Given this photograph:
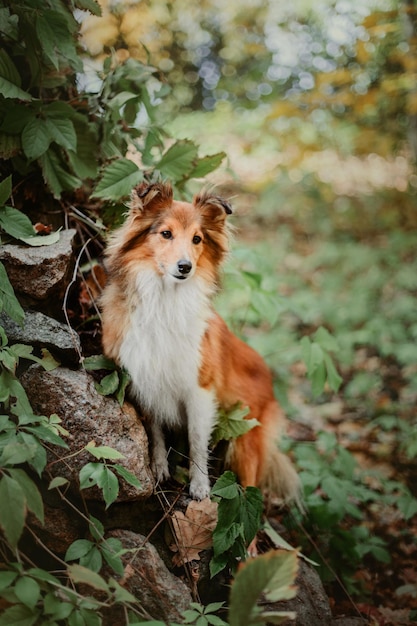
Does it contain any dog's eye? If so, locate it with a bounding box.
[161,230,172,240]
[192,235,202,245]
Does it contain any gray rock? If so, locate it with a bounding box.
[0,309,81,365]
[0,229,76,311]
[267,559,333,626]
[28,500,83,556]
[20,365,154,501]
[104,529,192,623]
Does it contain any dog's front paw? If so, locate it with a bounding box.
[151,457,170,485]
[189,474,211,500]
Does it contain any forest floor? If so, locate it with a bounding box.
[77,108,417,624]
[173,107,417,623]
[229,209,417,626]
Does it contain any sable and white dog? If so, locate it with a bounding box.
[101,181,299,502]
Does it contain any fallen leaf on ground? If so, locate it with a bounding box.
[170,497,218,567]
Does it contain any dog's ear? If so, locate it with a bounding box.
[130,181,173,213]
[194,191,232,221]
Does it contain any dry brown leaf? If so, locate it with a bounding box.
[170,497,218,567]
[377,607,413,625]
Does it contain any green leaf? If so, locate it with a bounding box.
[83,355,117,371]
[27,568,60,586]
[39,149,82,198]
[0,174,11,205]
[310,360,327,397]
[100,466,119,508]
[45,117,77,152]
[313,327,340,352]
[8,468,44,524]
[323,353,343,392]
[0,205,34,240]
[85,443,124,460]
[215,492,241,530]
[0,474,26,548]
[20,230,61,247]
[212,522,243,556]
[0,604,40,626]
[21,117,52,160]
[65,539,95,562]
[212,405,257,445]
[115,368,131,406]
[113,464,142,489]
[92,159,143,201]
[0,8,18,40]
[79,462,105,490]
[241,487,263,545]
[397,493,417,520]
[67,564,109,592]
[43,592,73,619]
[66,115,98,179]
[251,291,280,327]
[0,262,25,324]
[94,370,119,396]
[101,544,124,575]
[48,476,70,490]
[211,471,240,499]
[209,552,229,579]
[39,348,60,371]
[0,50,32,101]
[0,440,38,466]
[88,515,104,541]
[228,550,298,626]
[80,546,102,573]
[155,140,198,181]
[19,432,47,476]
[307,342,324,377]
[0,345,16,371]
[14,576,41,609]
[24,424,68,448]
[0,570,18,591]
[206,616,228,626]
[187,152,226,179]
[36,14,60,70]
[183,608,200,622]
[74,0,102,16]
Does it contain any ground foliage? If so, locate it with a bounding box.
[0,0,417,624]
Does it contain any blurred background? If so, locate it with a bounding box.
[77,0,417,608]
[1,0,417,616]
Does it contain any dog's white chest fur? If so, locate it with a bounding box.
[119,270,211,425]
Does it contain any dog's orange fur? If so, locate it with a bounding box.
[101,181,299,504]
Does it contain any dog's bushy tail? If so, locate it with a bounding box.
[225,400,303,510]
[259,442,303,511]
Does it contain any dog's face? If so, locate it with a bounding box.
[145,202,205,282]
[109,182,232,285]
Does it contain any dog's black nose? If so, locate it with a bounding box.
[177,260,192,275]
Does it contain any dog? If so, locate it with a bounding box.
[100,181,300,503]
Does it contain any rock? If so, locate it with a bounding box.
[0,229,76,315]
[332,617,369,626]
[28,500,82,557]
[103,529,193,624]
[268,559,333,626]
[20,365,154,501]
[0,309,81,366]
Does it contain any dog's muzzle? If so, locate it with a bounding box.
[175,260,192,279]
